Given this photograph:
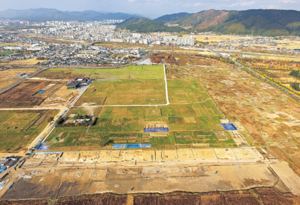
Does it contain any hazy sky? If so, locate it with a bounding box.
[1,0,300,18]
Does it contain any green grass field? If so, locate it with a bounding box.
[46,78,235,150]
[76,79,166,106]
[36,65,164,80]
[0,51,14,56]
[0,110,58,152]
[90,65,164,79]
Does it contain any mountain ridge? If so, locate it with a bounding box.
[170,9,300,36]
[154,12,193,22]
[117,17,185,33]
[0,8,143,22]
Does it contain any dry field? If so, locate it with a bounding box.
[256,55,300,62]
[183,34,252,44]
[3,150,299,200]
[0,68,41,90]
[243,58,300,70]
[175,54,231,67]
[1,58,46,66]
[0,110,58,152]
[0,80,63,108]
[40,85,80,108]
[170,61,300,175]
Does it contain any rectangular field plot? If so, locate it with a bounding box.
[168,79,213,103]
[46,127,144,150]
[0,110,58,152]
[36,68,94,79]
[0,68,41,90]
[37,65,164,80]
[45,77,233,150]
[90,65,164,80]
[76,79,166,106]
[0,80,63,108]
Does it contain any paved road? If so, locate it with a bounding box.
[26,109,67,149]
[30,78,69,82]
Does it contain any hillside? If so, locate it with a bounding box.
[173,10,229,29]
[0,8,142,22]
[172,9,300,36]
[117,18,185,33]
[154,12,192,22]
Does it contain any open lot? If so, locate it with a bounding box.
[0,80,64,108]
[0,51,14,56]
[0,110,58,152]
[0,68,41,90]
[35,68,94,79]
[45,77,232,151]
[40,85,81,108]
[1,58,47,65]
[76,79,166,106]
[90,65,164,79]
[36,65,165,80]
[2,153,293,200]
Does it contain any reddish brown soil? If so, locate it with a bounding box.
[253,188,296,205]
[2,188,300,205]
[0,80,54,108]
[56,194,127,205]
[1,201,48,205]
[133,190,300,205]
[150,53,177,64]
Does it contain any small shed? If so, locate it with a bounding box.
[17,73,26,77]
[67,81,80,89]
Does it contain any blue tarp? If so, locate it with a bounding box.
[38,90,45,94]
[0,167,7,173]
[113,144,151,149]
[144,127,169,132]
[221,123,237,131]
[36,142,50,151]
[35,151,62,154]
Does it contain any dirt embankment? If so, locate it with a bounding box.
[2,188,300,205]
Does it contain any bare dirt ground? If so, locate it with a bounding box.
[0,68,41,90]
[0,80,62,108]
[170,64,300,169]
[2,188,300,205]
[1,148,297,201]
[1,58,46,66]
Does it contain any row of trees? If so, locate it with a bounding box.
[290,70,300,78]
[291,83,300,91]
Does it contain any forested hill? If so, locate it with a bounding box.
[117,18,185,33]
[154,12,193,22]
[119,9,300,36]
[171,9,300,36]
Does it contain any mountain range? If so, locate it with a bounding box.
[154,12,192,22]
[119,9,300,36]
[118,18,185,33]
[0,8,142,22]
[1,8,300,36]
